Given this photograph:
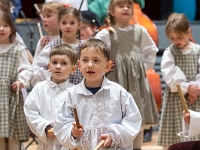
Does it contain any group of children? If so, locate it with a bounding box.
[0,0,200,150]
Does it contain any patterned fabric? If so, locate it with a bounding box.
[50,39,84,85]
[158,43,200,146]
[107,25,159,124]
[40,35,50,49]
[0,46,29,141]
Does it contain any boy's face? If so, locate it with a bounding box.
[42,11,59,35]
[78,48,112,87]
[48,55,76,84]
[80,22,97,40]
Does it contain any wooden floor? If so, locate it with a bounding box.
[23,128,162,150]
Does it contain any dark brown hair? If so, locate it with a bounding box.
[50,44,78,65]
[0,11,16,43]
[80,38,110,61]
[58,7,82,38]
[0,0,11,14]
[166,13,190,38]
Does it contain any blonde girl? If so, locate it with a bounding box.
[32,6,83,86]
[158,13,200,150]
[33,2,64,59]
[96,0,159,149]
[0,11,33,150]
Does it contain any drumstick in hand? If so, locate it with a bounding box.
[176,83,189,113]
[73,107,81,128]
[94,140,105,150]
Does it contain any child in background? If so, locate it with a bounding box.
[32,6,84,87]
[80,10,100,40]
[33,2,64,59]
[157,13,200,150]
[54,38,142,150]
[95,0,159,149]
[24,44,77,150]
[0,11,33,150]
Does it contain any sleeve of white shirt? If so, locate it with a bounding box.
[95,28,111,49]
[17,50,33,88]
[161,48,190,94]
[33,39,42,60]
[140,27,158,70]
[24,86,52,144]
[15,32,27,50]
[31,43,51,87]
[54,95,81,149]
[106,91,142,148]
[182,110,200,137]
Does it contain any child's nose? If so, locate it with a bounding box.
[87,61,93,68]
[56,64,61,68]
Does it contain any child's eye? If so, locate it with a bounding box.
[61,62,66,65]
[52,61,57,64]
[70,22,75,25]
[94,59,99,62]
[62,21,66,25]
[82,59,87,62]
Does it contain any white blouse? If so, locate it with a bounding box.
[95,25,158,70]
[0,44,33,88]
[161,43,200,94]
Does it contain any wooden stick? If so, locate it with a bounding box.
[34,3,43,20]
[73,107,81,128]
[94,140,105,150]
[37,22,43,38]
[176,83,189,113]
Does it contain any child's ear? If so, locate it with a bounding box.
[187,28,192,35]
[47,62,50,71]
[77,60,81,69]
[70,65,77,74]
[105,61,112,73]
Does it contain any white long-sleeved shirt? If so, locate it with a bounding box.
[24,78,73,150]
[54,77,142,150]
[95,25,158,70]
[161,42,200,94]
[0,44,33,87]
[33,35,60,60]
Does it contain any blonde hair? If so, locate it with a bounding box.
[41,2,64,14]
[108,0,133,25]
[0,11,16,43]
[50,44,78,65]
[166,13,190,38]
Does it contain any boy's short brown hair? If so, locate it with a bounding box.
[80,38,110,61]
[50,44,78,65]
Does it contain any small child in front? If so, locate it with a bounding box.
[24,44,78,150]
[54,38,142,150]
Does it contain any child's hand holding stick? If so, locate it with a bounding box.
[176,83,189,113]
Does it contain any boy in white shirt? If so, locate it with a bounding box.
[54,38,142,150]
[24,44,77,150]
